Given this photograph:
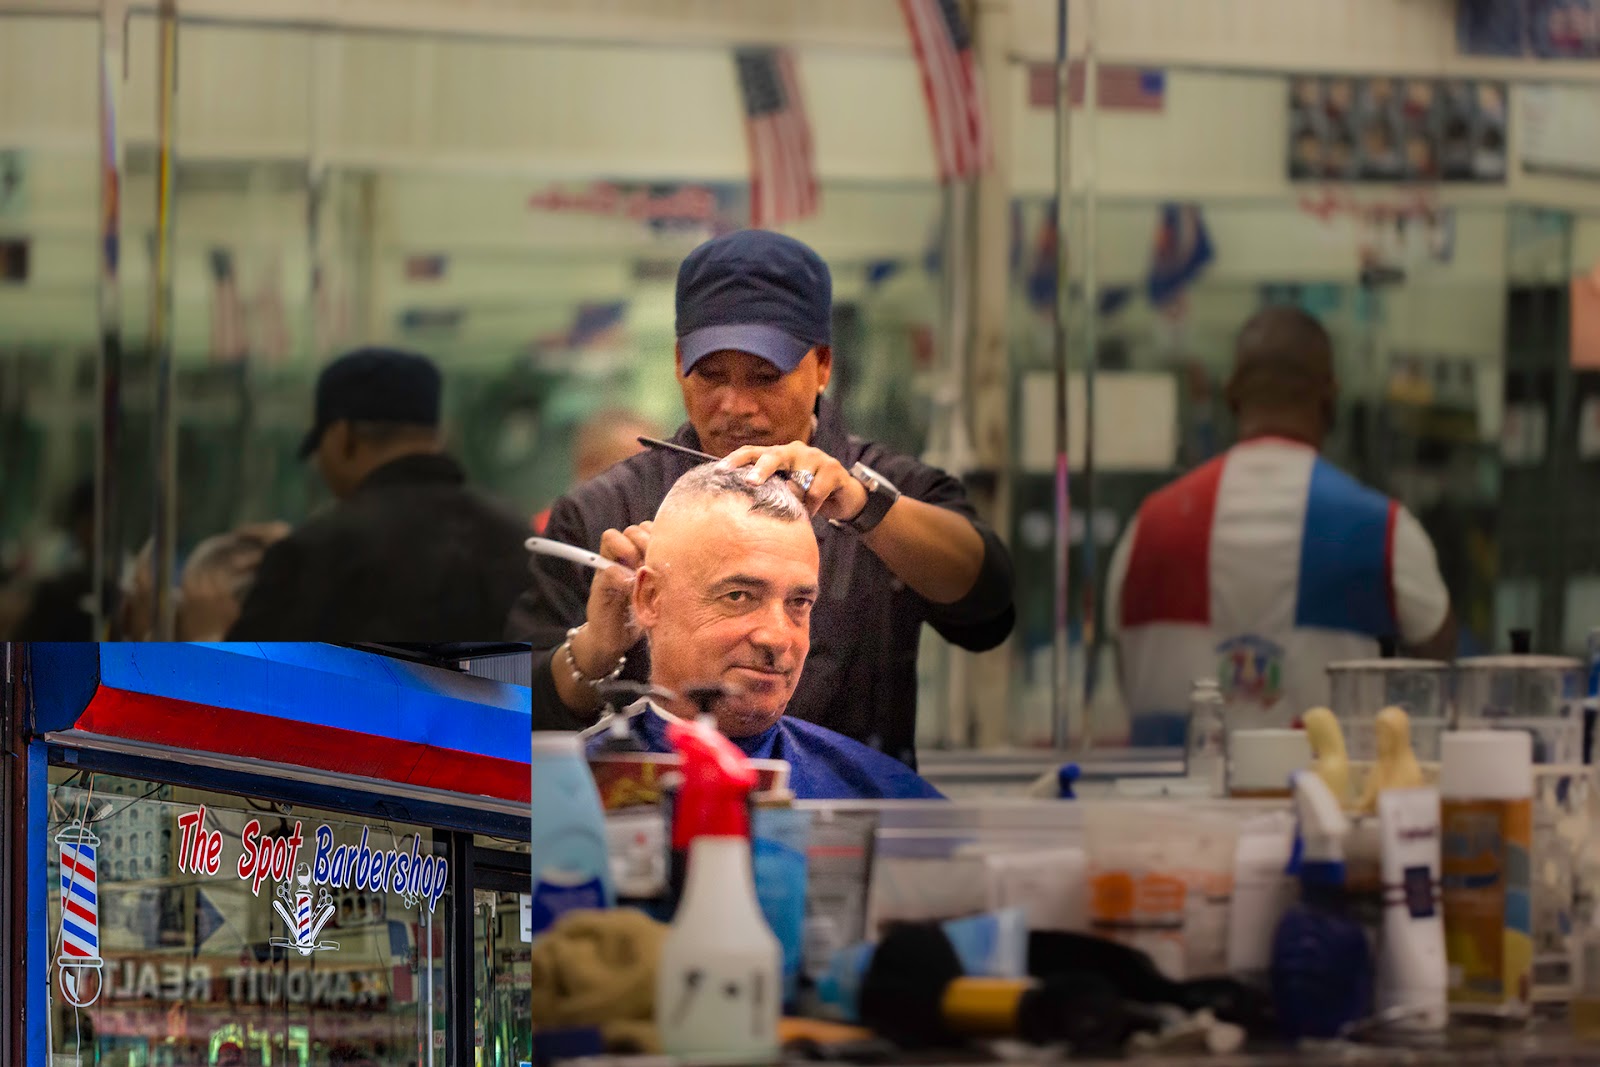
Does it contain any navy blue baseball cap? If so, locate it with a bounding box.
[675,229,832,375]
[299,347,442,457]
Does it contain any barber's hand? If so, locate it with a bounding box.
[720,443,868,523]
[575,522,652,674]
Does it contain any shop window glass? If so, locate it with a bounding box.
[47,769,454,1067]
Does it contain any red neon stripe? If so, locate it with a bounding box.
[77,687,532,803]
[62,941,90,957]
[60,854,93,882]
[65,898,95,925]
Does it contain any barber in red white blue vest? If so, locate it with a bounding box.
[1106,307,1456,742]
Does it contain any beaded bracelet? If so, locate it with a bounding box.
[561,624,626,691]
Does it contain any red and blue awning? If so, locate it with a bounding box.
[28,643,531,804]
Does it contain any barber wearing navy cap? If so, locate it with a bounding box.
[510,230,1015,768]
[228,347,531,641]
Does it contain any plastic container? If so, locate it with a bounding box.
[1440,731,1534,1018]
[1326,658,1449,761]
[1186,678,1227,797]
[1454,655,1583,765]
[1228,729,1311,799]
[1572,910,1600,1039]
[1085,803,1239,980]
[528,733,614,938]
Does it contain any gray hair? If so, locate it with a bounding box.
[656,463,807,524]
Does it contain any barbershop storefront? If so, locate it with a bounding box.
[6,643,537,1067]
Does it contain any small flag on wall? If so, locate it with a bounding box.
[208,248,248,363]
[537,301,627,352]
[898,0,992,182]
[313,265,353,355]
[734,48,819,229]
[253,255,292,364]
[405,254,448,281]
[1027,63,1166,112]
[1146,204,1215,309]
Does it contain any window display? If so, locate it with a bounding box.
[47,771,453,1067]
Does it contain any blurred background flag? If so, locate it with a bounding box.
[734,48,819,229]
[208,247,249,364]
[898,0,992,181]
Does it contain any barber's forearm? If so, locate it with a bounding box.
[549,625,621,718]
[860,497,986,604]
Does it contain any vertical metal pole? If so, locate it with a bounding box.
[448,833,475,1067]
[1050,0,1072,748]
[148,0,179,640]
[942,180,974,746]
[1078,0,1103,738]
[968,0,1015,748]
[307,34,333,365]
[1,642,21,1066]
[422,904,436,1067]
[94,0,128,638]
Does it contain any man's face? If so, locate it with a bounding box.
[635,499,819,737]
[676,347,832,457]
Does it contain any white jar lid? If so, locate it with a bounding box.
[1441,730,1533,798]
[1326,658,1449,672]
[530,732,583,755]
[1229,729,1311,793]
[1456,655,1582,671]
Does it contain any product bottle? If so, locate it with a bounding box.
[1302,707,1351,808]
[1571,910,1600,1040]
[1357,707,1425,815]
[528,733,615,938]
[655,718,780,1060]
[1440,730,1534,1019]
[1270,771,1374,1041]
[1185,678,1226,797]
[1375,787,1447,1031]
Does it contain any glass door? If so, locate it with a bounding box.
[472,856,531,1067]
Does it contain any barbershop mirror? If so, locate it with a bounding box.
[1007,65,1524,753]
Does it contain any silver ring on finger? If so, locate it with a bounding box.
[791,469,815,494]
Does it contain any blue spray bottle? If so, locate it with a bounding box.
[1270,770,1374,1041]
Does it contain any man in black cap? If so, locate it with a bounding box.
[228,347,531,641]
[510,230,1014,767]
[12,477,98,640]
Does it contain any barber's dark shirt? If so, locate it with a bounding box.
[508,399,1015,767]
[228,453,530,642]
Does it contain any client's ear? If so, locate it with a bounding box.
[632,566,663,631]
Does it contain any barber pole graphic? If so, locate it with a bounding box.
[56,822,103,1007]
[271,863,339,956]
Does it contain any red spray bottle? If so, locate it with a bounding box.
[655,717,780,1059]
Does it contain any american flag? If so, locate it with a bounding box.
[1028,62,1167,112]
[569,301,626,347]
[734,48,819,229]
[312,265,352,356]
[529,301,627,357]
[1146,203,1215,308]
[405,254,447,281]
[898,0,992,182]
[208,247,248,363]
[253,257,292,364]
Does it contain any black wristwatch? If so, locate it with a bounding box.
[833,461,901,535]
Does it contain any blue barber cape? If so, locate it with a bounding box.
[597,704,944,802]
